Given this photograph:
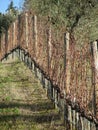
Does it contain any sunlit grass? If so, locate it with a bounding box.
[0,58,65,130]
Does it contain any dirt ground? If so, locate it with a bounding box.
[0,58,66,130]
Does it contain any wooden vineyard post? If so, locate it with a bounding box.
[3,34,5,57]
[64,32,70,94]
[48,25,52,62]
[92,41,98,117]
[63,32,70,126]
[68,106,73,130]
[73,109,76,130]
[25,12,29,48]
[12,22,16,59]
[13,22,16,48]
[34,15,38,58]
[5,30,8,55]
[47,24,52,75]
[18,15,21,47]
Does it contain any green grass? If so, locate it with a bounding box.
[0,107,19,115]
[0,58,66,130]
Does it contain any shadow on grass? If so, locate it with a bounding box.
[0,101,55,111]
[0,100,59,124]
[0,112,60,123]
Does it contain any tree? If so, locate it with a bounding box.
[0,13,12,36]
[0,1,19,36]
[6,0,19,18]
[23,0,98,31]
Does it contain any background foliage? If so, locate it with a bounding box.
[0,1,19,36]
[23,0,98,32]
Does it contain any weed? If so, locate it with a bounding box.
[5,96,11,102]
[12,107,19,115]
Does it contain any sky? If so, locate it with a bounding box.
[0,0,23,13]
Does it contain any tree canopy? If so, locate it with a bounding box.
[23,0,98,31]
[6,1,18,17]
[0,1,19,36]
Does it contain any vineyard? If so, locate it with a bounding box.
[0,11,98,129]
